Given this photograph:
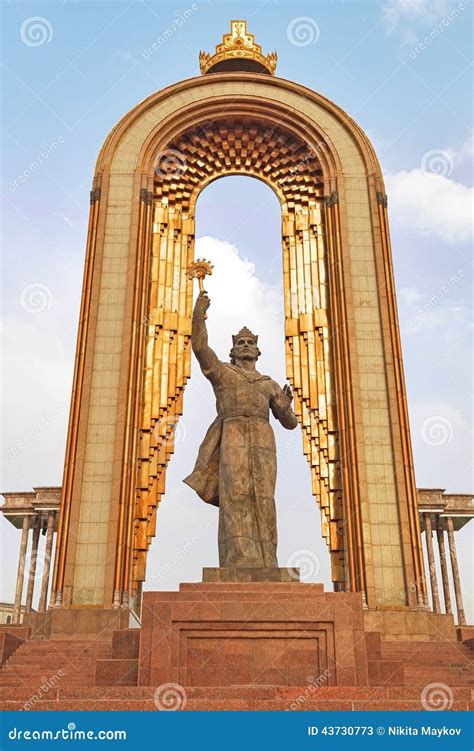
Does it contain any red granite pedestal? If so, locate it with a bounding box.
[138,582,369,688]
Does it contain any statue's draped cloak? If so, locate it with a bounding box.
[184,362,279,567]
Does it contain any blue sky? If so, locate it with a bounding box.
[1,1,473,618]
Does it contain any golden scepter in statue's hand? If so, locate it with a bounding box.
[186,258,214,318]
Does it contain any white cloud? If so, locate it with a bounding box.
[385,169,473,243]
[383,0,449,33]
[404,305,470,339]
[447,130,474,167]
[193,236,284,377]
[410,402,471,490]
[398,285,424,306]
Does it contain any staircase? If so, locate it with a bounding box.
[0,626,472,711]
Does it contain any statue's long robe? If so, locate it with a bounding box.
[184,361,287,567]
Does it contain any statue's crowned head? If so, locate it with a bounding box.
[230,326,261,364]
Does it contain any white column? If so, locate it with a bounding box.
[436,522,452,615]
[447,516,466,625]
[25,522,40,612]
[38,511,55,612]
[424,513,440,614]
[12,515,30,624]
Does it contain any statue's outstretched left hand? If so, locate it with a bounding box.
[282,384,293,403]
[271,384,293,409]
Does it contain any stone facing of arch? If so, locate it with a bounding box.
[51,74,425,612]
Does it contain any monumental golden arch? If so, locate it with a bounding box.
[51,21,427,616]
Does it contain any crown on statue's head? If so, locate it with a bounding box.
[232,327,258,345]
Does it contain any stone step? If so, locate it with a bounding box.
[0,686,59,701]
[3,683,470,702]
[112,630,140,660]
[277,685,474,701]
[0,681,472,711]
[403,672,474,685]
[95,658,138,686]
[367,660,404,685]
[383,642,472,653]
[0,626,30,641]
[1,697,472,711]
[0,699,157,711]
[403,667,474,676]
[10,656,109,664]
[0,676,28,686]
[383,643,471,649]
[383,658,473,668]
[7,652,108,663]
[4,662,99,672]
[182,697,472,711]
[0,671,97,685]
[0,633,24,665]
[148,590,331,604]
[7,651,107,661]
[179,582,325,592]
[17,643,111,654]
[2,661,97,673]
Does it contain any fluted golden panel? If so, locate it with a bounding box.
[132,205,193,588]
[283,203,342,580]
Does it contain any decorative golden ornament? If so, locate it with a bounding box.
[186,258,214,292]
[199,20,277,76]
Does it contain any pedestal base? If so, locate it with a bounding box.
[24,608,133,641]
[202,567,300,582]
[364,609,456,641]
[138,582,368,688]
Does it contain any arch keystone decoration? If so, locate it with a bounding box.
[51,25,426,616]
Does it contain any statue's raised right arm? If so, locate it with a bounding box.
[191,290,220,376]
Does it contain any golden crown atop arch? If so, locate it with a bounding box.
[199,20,277,76]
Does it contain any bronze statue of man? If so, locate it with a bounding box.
[184,290,298,568]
